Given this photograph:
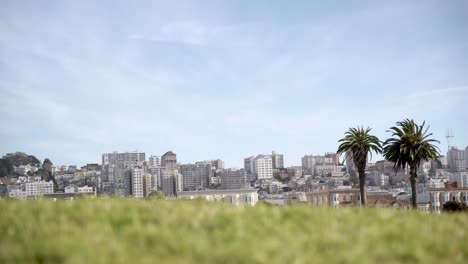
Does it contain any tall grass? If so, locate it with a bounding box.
[0,198,466,263]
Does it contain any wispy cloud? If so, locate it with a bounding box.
[129,21,235,46]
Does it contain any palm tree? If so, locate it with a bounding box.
[337,127,382,206]
[383,119,439,209]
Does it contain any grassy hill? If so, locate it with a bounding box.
[0,199,466,264]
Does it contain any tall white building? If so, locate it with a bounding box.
[132,167,145,198]
[251,155,273,180]
[25,181,54,197]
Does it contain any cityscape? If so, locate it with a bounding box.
[2,139,467,212]
[1,0,467,263]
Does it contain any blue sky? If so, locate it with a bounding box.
[1,0,467,167]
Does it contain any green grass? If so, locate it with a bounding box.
[0,199,467,264]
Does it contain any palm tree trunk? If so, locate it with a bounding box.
[410,166,418,210]
[359,170,366,206]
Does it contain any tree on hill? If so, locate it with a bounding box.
[42,158,58,191]
[337,127,382,206]
[383,119,439,209]
[0,158,13,177]
[2,152,41,167]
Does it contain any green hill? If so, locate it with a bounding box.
[0,199,466,263]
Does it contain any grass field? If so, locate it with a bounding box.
[0,198,467,264]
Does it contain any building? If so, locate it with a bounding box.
[177,189,258,206]
[132,166,145,198]
[287,166,303,178]
[220,168,247,189]
[25,180,54,197]
[325,152,340,165]
[251,155,273,180]
[314,164,342,176]
[160,169,182,197]
[302,153,339,175]
[466,147,468,169]
[148,155,161,168]
[449,171,468,188]
[180,163,212,191]
[102,151,146,168]
[77,186,94,193]
[8,188,27,200]
[447,147,466,172]
[161,151,177,170]
[306,189,361,207]
[429,187,468,213]
[244,156,254,173]
[271,151,284,169]
[210,159,225,170]
[114,167,132,197]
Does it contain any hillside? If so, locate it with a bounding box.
[0,152,42,177]
[0,199,466,264]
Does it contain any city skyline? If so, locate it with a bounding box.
[1,1,467,168]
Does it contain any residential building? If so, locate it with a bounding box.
[325,152,340,165]
[220,168,247,189]
[132,166,145,198]
[25,180,54,197]
[314,164,342,176]
[177,189,258,206]
[161,151,177,170]
[148,155,161,168]
[102,151,145,169]
[449,171,468,188]
[114,168,132,197]
[271,151,284,169]
[8,188,27,200]
[251,155,273,180]
[65,186,76,193]
[77,186,94,193]
[287,166,303,178]
[429,186,468,213]
[244,156,254,173]
[160,169,182,196]
[447,147,466,172]
[306,189,361,207]
[210,159,225,170]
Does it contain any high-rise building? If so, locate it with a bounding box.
[252,155,273,180]
[114,167,132,196]
[132,166,145,198]
[102,151,145,169]
[272,151,284,169]
[447,147,466,172]
[220,168,247,189]
[160,169,182,196]
[210,159,225,170]
[244,156,254,173]
[181,162,213,191]
[148,155,161,168]
[465,147,468,170]
[161,151,177,170]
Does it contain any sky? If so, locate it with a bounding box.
[1,0,467,168]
